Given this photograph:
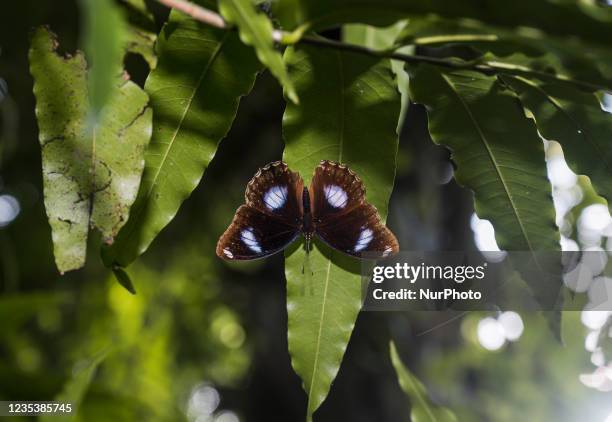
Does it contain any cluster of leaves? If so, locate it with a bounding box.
[28,0,612,420]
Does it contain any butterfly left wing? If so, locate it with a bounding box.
[216,205,300,260]
[310,160,399,259]
[217,161,303,260]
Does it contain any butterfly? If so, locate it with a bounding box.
[216,160,399,260]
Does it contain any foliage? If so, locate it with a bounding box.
[79,0,128,118]
[390,341,457,422]
[283,44,400,419]
[218,0,298,103]
[102,10,261,268]
[15,0,612,420]
[29,27,152,273]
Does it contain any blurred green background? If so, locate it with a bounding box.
[1,1,612,421]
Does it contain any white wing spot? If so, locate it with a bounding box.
[324,185,348,208]
[223,248,234,259]
[241,227,262,253]
[354,228,373,252]
[263,185,288,210]
[382,246,393,257]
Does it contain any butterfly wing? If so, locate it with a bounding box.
[309,160,365,217]
[310,160,399,258]
[216,205,301,260]
[245,161,303,219]
[216,162,303,260]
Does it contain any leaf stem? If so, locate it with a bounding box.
[155,0,609,92]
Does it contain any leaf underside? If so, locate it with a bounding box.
[30,26,152,273]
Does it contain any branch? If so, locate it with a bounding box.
[155,0,609,93]
[157,0,227,29]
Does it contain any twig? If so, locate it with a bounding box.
[157,0,227,29]
[155,0,610,93]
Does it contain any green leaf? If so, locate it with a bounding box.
[29,27,152,273]
[102,11,261,268]
[408,66,562,335]
[272,0,612,49]
[112,266,137,295]
[218,0,298,103]
[283,45,400,419]
[80,0,128,118]
[40,349,110,422]
[409,66,558,251]
[343,22,410,124]
[504,76,612,213]
[394,15,612,92]
[120,0,158,69]
[389,341,457,422]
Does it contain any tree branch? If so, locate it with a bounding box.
[155,0,609,93]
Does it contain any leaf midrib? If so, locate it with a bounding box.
[306,52,347,416]
[440,73,535,252]
[307,258,332,415]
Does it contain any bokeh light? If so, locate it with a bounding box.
[0,194,20,227]
[187,383,220,422]
[498,311,524,341]
[477,317,506,351]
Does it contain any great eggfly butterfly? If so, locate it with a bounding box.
[216,160,399,260]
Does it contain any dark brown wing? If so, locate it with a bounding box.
[246,161,303,222]
[216,206,300,260]
[309,160,365,218]
[310,160,398,259]
[217,161,303,260]
[315,203,399,258]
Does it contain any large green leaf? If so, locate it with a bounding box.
[80,0,128,118]
[30,27,152,273]
[408,66,562,334]
[390,341,457,422]
[409,66,558,251]
[102,11,261,268]
[218,0,298,103]
[504,76,612,212]
[272,0,612,48]
[283,44,400,420]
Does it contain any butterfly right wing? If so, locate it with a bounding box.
[310,160,399,259]
[309,160,366,218]
[216,162,303,260]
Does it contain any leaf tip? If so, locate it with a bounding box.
[112,266,137,295]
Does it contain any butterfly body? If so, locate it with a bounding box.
[301,186,314,240]
[216,160,399,261]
